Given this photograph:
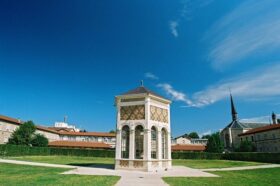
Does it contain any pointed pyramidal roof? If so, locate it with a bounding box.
[121,85,167,100]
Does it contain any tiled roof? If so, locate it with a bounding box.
[171,144,206,151]
[121,86,167,100]
[0,115,21,124]
[223,120,268,130]
[48,127,75,132]
[48,140,112,149]
[239,124,280,136]
[58,131,116,137]
[0,115,58,134]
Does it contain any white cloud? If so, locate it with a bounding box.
[158,63,280,107]
[157,83,192,105]
[207,0,280,69]
[169,0,214,37]
[190,63,280,107]
[240,114,280,123]
[144,72,159,80]
[169,21,179,37]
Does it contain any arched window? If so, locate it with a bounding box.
[135,125,144,159]
[151,126,157,159]
[121,125,130,158]
[161,128,168,159]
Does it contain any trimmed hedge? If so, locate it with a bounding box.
[0,144,114,157]
[1,144,279,164]
[223,152,280,164]
[172,152,222,160]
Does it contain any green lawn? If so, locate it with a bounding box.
[8,156,114,167]
[0,163,120,186]
[163,168,280,186]
[8,156,265,169]
[172,159,264,169]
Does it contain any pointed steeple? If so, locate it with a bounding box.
[230,94,238,121]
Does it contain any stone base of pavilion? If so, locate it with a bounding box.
[115,159,172,172]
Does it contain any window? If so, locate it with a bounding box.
[121,125,130,159]
[161,128,168,159]
[251,136,254,142]
[151,126,157,159]
[135,125,144,159]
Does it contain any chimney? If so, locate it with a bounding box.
[272,112,277,125]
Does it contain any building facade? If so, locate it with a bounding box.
[239,114,280,152]
[114,85,172,172]
[0,115,116,149]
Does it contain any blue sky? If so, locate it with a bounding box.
[1,0,280,137]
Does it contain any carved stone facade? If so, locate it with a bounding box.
[150,105,168,123]
[120,105,145,120]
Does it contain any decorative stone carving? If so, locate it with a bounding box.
[119,160,129,167]
[120,105,145,120]
[133,161,143,168]
[150,105,168,123]
[152,161,159,167]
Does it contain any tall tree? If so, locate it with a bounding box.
[8,121,48,147]
[188,132,199,139]
[206,132,224,153]
[202,135,211,139]
[8,121,36,145]
[109,130,116,134]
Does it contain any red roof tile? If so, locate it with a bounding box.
[0,115,21,124]
[171,144,206,151]
[48,140,112,149]
[58,131,116,137]
[239,124,280,136]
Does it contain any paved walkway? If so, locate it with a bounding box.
[200,164,280,171]
[63,165,217,186]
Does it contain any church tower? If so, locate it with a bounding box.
[114,84,172,172]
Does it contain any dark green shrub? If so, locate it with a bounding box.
[0,144,115,157]
[172,152,222,159]
[223,152,280,163]
[31,134,49,147]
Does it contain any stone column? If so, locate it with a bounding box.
[167,131,172,160]
[116,129,122,159]
[157,129,162,160]
[129,128,135,160]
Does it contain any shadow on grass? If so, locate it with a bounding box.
[68,163,115,169]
